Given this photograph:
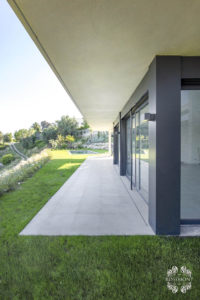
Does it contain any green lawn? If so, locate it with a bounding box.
[0,150,200,299]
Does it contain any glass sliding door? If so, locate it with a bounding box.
[131,103,149,202]
[139,104,149,201]
[115,124,119,165]
[118,130,120,165]
[132,115,136,187]
[126,117,131,180]
[181,90,200,220]
[135,111,140,190]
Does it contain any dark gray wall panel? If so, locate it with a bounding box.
[181,57,200,78]
[120,116,126,175]
[113,126,118,164]
[155,56,181,235]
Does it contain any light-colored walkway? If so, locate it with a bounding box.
[20,156,154,236]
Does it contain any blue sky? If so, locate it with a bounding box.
[0,0,82,134]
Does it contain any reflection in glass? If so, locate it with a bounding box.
[139,105,149,201]
[136,112,140,190]
[181,90,200,219]
[118,130,120,165]
[126,117,131,179]
[132,115,136,186]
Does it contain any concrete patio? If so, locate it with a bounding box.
[20,155,154,236]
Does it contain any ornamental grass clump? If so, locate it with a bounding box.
[0,150,50,196]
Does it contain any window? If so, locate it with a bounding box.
[181,90,200,220]
[126,117,131,179]
[131,102,149,202]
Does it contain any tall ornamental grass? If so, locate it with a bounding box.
[0,150,50,196]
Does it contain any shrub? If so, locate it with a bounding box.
[0,144,7,151]
[0,150,50,195]
[3,133,12,143]
[49,139,58,149]
[2,154,15,165]
[35,140,46,149]
[42,125,58,142]
[65,135,75,149]
[21,136,36,149]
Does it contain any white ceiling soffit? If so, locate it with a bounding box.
[7,0,200,130]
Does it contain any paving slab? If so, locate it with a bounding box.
[20,156,154,236]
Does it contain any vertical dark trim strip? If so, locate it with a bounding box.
[155,56,181,235]
[120,113,126,176]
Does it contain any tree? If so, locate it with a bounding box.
[56,134,65,148]
[0,131,3,143]
[21,135,36,149]
[32,122,41,132]
[14,129,28,141]
[3,133,12,143]
[80,119,90,129]
[28,128,36,137]
[42,125,58,142]
[41,120,51,130]
[56,116,79,137]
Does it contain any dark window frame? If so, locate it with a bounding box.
[124,95,149,203]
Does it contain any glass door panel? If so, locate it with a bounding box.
[132,115,136,186]
[118,130,120,165]
[136,112,140,190]
[139,104,149,201]
[181,90,200,220]
[126,117,131,180]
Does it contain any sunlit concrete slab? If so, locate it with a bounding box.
[20,156,154,236]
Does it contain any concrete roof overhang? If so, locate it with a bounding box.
[7,0,200,130]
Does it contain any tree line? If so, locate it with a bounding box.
[0,116,89,149]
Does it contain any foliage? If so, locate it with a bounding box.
[1,153,15,165]
[42,125,58,143]
[66,135,75,143]
[41,120,51,130]
[35,140,46,149]
[28,128,35,136]
[14,129,29,141]
[2,115,109,158]
[54,135,65,149]
[49,139,58,149]
[3,133,12,143]
[66,135,75,148]
[79,119,90,130]
[0,131,3,143]
[14,142,46,158]
[56,115,79,137]
[32,122,41,132]
[49,134,75,149]
[0,144,7,151]
[0,150,50,195]
[57,134,65,144]
[21,135,36,149]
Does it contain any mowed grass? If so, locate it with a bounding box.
[0,150,200,299]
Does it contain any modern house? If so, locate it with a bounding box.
[8,0,200,235]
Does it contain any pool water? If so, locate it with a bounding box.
[69,150,98,154]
